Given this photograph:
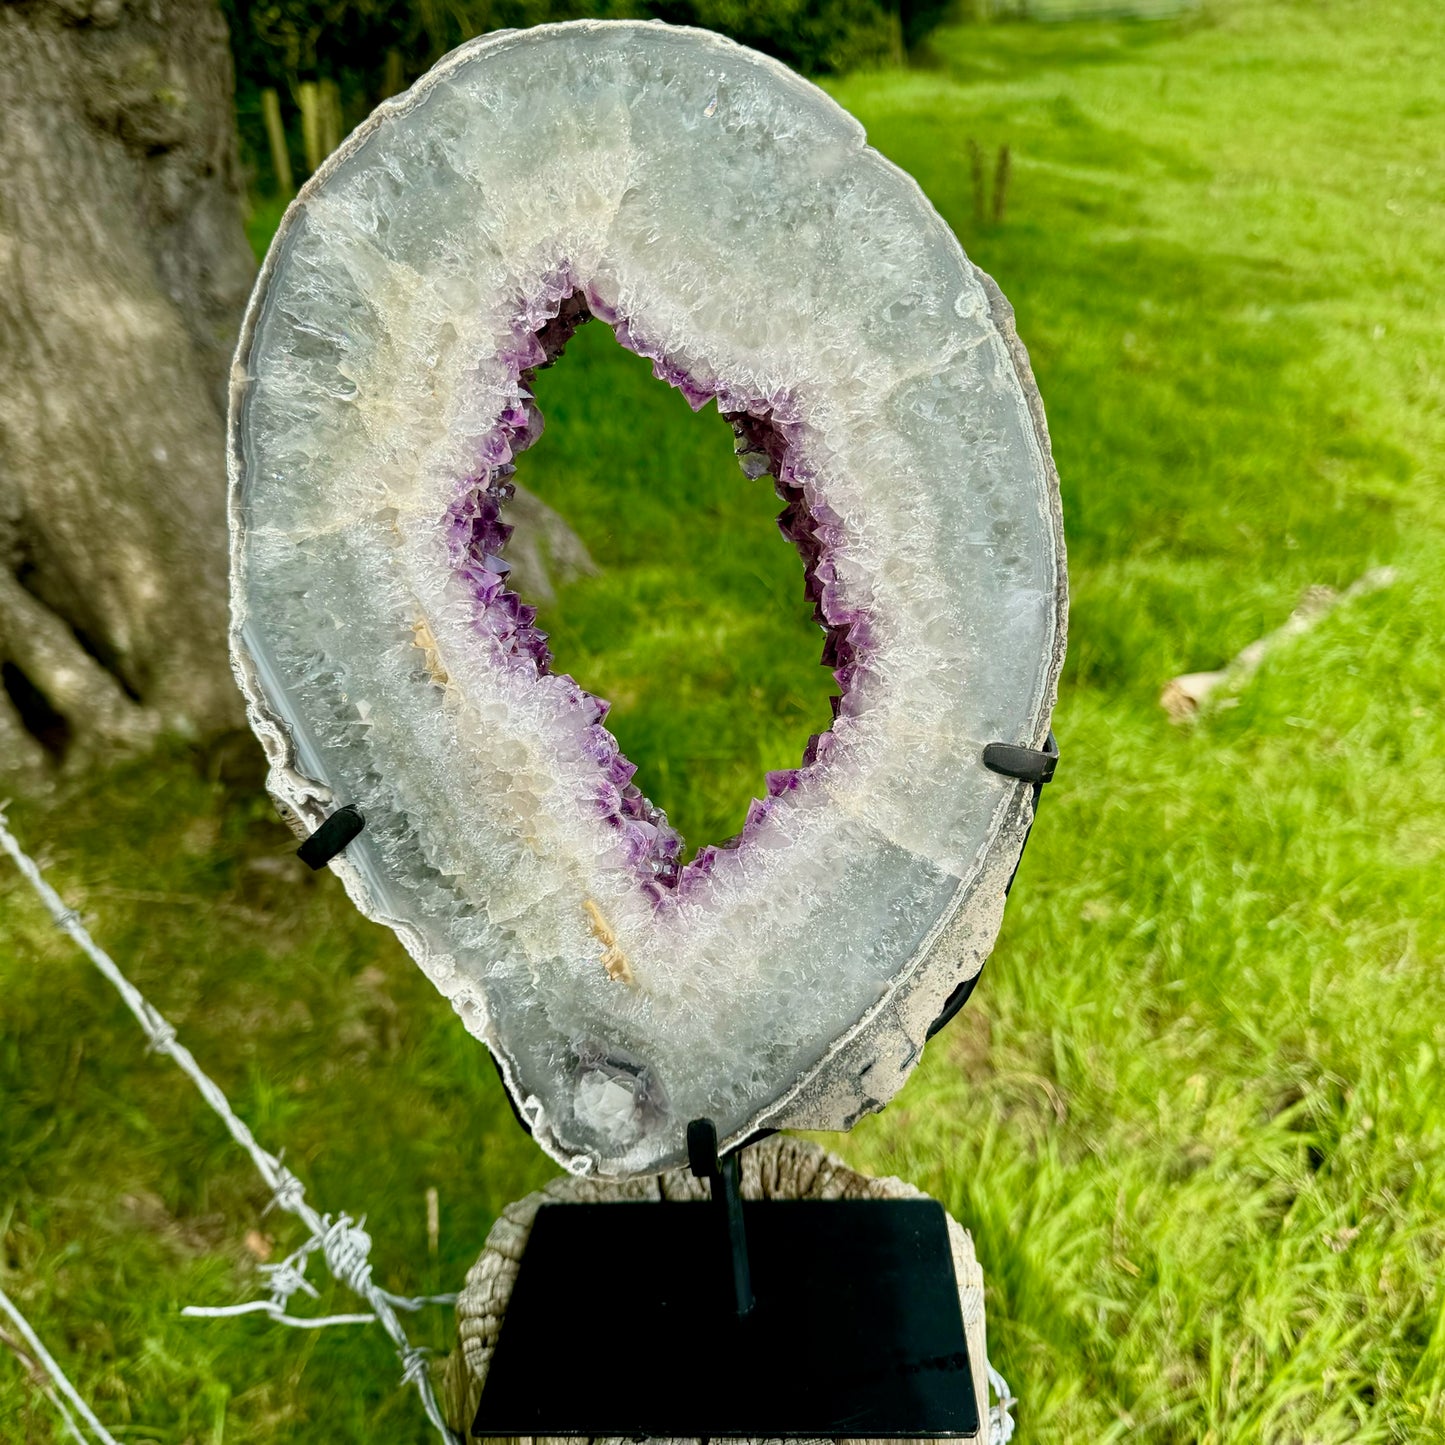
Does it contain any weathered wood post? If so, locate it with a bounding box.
[443,1135,992,1443]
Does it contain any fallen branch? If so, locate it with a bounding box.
[1161,567,1396,723]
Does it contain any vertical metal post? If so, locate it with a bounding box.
[687,1117,754,1317]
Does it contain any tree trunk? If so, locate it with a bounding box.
[0,0,256,772]
[0,2,598,778]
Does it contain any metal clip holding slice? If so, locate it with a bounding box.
[925,732,1060,1042]
[297,805,366,870]
[982,730,1059,786]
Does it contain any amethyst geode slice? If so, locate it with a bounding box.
[228,20,1067,1177]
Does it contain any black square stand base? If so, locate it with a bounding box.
[473,1198,980,1439]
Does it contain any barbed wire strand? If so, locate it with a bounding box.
[0,810,461,1443]
[41,1385,95,1445]
[0,1282,121,1445]
[2,807,1022,1444]
[988,1360,1018,1444]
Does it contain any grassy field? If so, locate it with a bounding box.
[4,0,1444,1439]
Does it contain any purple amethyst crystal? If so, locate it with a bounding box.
[437,284,895,891]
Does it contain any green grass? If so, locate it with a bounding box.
[515,321,838,854]
[4,0,1444,1438]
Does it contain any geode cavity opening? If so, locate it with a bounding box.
[444,278,873,897]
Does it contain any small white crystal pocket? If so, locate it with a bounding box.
[229,20,1067,1177]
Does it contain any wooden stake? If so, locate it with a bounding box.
[320,77,343,162]
[382,49,405,99]
[992,143,1011,224]
[260,87,293,197]
[298,80,322,176]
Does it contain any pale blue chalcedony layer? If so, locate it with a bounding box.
[229,21,1065,1177]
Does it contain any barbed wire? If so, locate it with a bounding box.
[0,1282,121,1445]
[0,808,461,1444]
[1,804,1021,1445]
[988,1360,1018,1444]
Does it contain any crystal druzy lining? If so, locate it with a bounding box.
[229,20,1067,1177]
[445,269,867,898]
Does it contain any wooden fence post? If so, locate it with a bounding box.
[298,80,322,176]
[260,87,293,196]
[446,1135,993,1442]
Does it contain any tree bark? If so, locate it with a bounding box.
[0,0,256,771]
[0,1,598,778]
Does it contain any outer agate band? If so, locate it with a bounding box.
[228,21,1068,1177]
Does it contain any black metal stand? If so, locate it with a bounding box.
[472,1121,980,1439]
[687,1116,754,1317]
[982,730,1059,788]
[318,739,1053,1435]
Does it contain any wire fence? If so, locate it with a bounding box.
[0,806,1018,1444]
[0,1282,120,1445]
[0,808,458,1443]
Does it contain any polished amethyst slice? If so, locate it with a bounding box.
[228,20,1067,1177]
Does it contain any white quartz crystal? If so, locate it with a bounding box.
[229,20,1067,1177]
